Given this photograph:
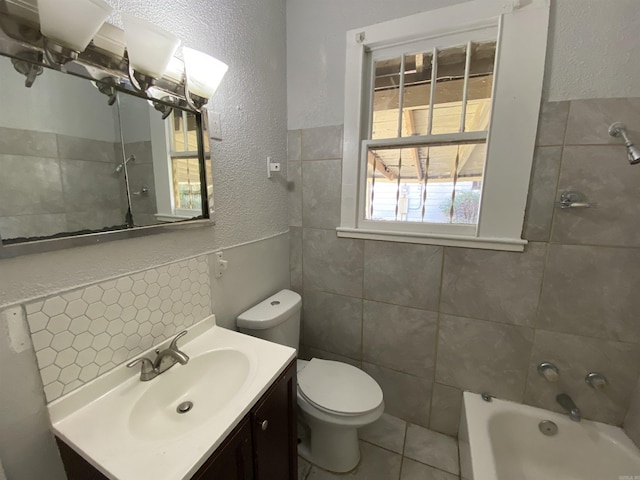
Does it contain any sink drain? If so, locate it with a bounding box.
[539,420,558,436]
[176,401,194,414]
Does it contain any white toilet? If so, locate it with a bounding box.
[237,289,384,473]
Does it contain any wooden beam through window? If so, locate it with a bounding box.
[368,151,396,180]
[374,75,493,112]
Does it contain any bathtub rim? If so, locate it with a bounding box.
[459,391,640,480]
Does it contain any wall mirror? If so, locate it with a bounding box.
[0,9,214,258]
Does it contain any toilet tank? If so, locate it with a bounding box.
[236,289,301,351]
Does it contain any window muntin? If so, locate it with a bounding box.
[364,38,496,231]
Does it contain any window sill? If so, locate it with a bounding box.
[336,227,527,252]
[154,213,199,223]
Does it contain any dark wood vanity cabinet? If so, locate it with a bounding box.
[194,359,297,480]
[251,358,297,479]
[192,417,254,480]
[58,359,297,480]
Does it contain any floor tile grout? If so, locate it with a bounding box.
[298,413,460,479]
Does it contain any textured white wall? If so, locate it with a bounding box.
[286,0,640,130]
[545,0,640,102]
[286,0,466,130]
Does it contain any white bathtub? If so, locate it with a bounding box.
[459,392,640,480]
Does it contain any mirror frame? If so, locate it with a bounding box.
[0,5,215,259]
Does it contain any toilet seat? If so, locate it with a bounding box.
[297,358,383,416]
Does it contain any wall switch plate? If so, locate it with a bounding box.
[208,110,223,141]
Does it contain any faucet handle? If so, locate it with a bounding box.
[537,362,559,382]
[169,330,188,350]
[585,372,608,391]
[126,357,155,374]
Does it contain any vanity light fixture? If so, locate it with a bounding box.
[5,6,228,112]
[37,0,113,65]
[182,47,228,111]
[122,14,181,93]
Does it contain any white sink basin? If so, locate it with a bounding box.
[129,348,252,440]
[48,319,296,480]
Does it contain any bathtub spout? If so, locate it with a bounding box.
[556,393,581,422]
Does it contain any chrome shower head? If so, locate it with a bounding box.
[115,154,136,173]
[627,144,640,165]
[609,123,640,165]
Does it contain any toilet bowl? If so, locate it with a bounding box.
[296,359,384,472]
[236,289,385,473]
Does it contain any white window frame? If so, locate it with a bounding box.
[338,0,550,252]
[152,110,203,222]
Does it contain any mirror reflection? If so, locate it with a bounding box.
[0,54,207,245]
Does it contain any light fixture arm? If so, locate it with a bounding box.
[43,38,78,66]
[183,74,206,112]
[127,60,156,93]
[609,122,632,145]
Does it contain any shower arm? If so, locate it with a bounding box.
[609,122,633,145]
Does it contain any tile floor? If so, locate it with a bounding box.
[298,413,460,480]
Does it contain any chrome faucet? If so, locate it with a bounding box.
[556,393,581,422]
[127,330,190,381]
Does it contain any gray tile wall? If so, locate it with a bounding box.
[25,255,211,402]
[289,97,640,436]
[0,127,127,240]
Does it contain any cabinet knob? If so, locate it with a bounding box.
[257,419,268,431]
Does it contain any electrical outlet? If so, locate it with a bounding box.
[267,157,281,178]
[214,251,228,278]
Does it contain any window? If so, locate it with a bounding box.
[168,109,207,216]
[339,0,550,251]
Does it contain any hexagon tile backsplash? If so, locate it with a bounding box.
[25,255,211,403]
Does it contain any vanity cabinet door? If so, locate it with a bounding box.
[193,415,253,480]
[56,437,109,480]
[251,360,297,480]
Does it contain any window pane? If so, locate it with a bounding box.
[401,51,433,137]
[172,109,185,152]
[431,45,467,135]
[371,56,402,139]
[171,157,201,210]
[464,41,496,132]
[186,113,198,151]
[365,142,486,224]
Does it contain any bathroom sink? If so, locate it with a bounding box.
[129,348,253,440]
[48,320,296,480]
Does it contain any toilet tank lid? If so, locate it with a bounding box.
[237,289,301,330]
